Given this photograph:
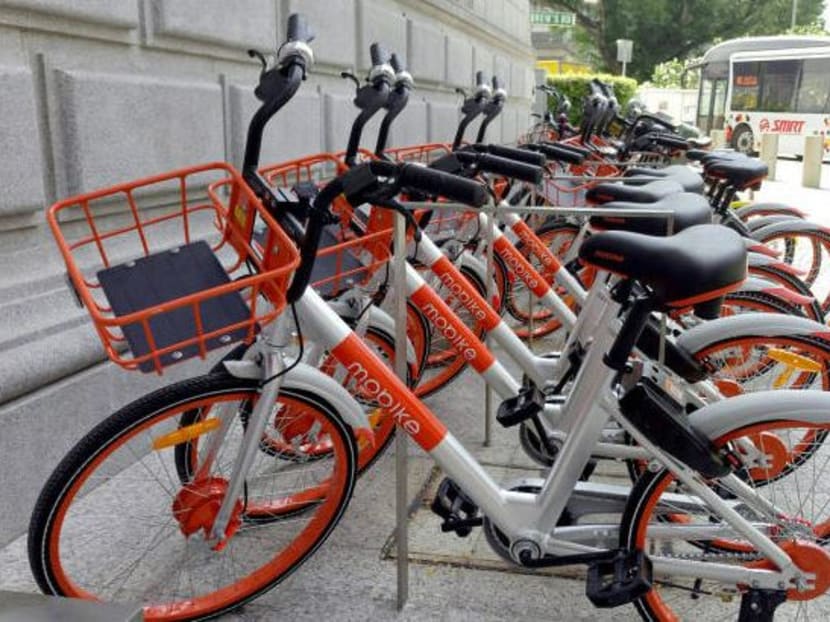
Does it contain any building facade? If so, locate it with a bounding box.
[0,0,534,544]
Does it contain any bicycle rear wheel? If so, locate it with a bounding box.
[621,419,830,621]
[28,373,357,620]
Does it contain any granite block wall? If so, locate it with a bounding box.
[0,0,533,544]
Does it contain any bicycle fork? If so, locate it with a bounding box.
[206,313,293,544]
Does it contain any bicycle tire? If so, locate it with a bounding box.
[28,373,357,621]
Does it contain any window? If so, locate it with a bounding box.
[758,59,800,112]
[796,58,830,113]
[731,61,760,110]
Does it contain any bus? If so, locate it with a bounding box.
[693,35,830,156]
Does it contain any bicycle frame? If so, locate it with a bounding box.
[281,274,805,590]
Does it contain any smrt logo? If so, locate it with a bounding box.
[759,118,805,134]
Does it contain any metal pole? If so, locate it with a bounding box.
[791,0,798,28]
[393,211,409,610]
[483,198,495,447]
[621,61,627,77]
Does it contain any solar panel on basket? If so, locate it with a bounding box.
[48,162,300,374]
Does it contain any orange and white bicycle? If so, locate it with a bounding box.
[28,14,830,622]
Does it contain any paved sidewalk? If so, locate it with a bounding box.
[751,159,830,225]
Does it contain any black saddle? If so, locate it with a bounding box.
[579,224,746,316]
[590,193,711,236]
[623,165,704,194]
[705,159,768,190]
[587,179,683,204]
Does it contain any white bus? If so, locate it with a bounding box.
[693,36,830,157]
[727,45,830,157]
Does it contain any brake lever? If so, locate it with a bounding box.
[377,198,422,242]
[248,49,269,74]
[340,71,361,90]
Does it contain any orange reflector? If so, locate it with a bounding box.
[152,418,221,450]
[767,349,823,373]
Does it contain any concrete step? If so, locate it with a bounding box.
[0,349,224,547]
[0,287,87,350]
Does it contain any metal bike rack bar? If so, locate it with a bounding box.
[400,201,676,368]
[393,212,409,609]
[484,199,495,447]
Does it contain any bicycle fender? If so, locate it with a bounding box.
[366,305,418,367]
[690,390,830,441]
[222,360,370,431]
[746,214,803,233]
[677,313,829,354]
[734,202,804,220]
[753,218,830,239]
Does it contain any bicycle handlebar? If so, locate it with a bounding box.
[370,42,388,66]
[243,13,312,172]
[456,151,542,184]
[472,143,546,167]
[287,162,487,303]
[399,163,488,207]
[286,13,313,42]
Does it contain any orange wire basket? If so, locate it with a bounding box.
[48,162,300,374]
[260,154,395,299]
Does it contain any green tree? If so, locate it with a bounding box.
[649,58,700,88]
[544,0,825,81]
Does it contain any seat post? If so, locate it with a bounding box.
[604,283,654,372]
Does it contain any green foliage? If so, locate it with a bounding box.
[786,19,829,35]
[543,0,825,81]
[649,58,700,89]
[547,74,638,124]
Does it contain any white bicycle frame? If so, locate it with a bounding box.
[278,272,818,591]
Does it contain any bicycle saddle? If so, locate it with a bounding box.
[579,224,747,312]
[705,158,768,190]
[589,193,710,236]
[622,165,704,194]
[586,179,683,204]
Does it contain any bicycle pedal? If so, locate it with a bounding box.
[496,385,545,428]
[430,477,482,537]
[585,549,652,608]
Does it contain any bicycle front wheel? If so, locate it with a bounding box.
[28,373,357,621]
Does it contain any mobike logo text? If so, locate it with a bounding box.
[345,362,421,436]
[420,301,479,362]
[513,224,560,273]
[435,270,488,323]
[496,241,542,291]
[759,118,805,134]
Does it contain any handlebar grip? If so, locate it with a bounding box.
[476,154,543,184]
[370,42,389,66]
[390,53,404,72]
[476,70,486,86]
[492,76,502,91]
[286,13,311,42]
[399,163,488,207]
[486,144,546,167]
[529,143,585,165]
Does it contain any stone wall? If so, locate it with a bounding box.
[0,0,533,544]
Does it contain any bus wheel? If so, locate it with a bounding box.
[732,125,755,155]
